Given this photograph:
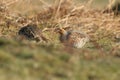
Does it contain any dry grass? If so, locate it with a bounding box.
[0,0,119,56]
[0,0,120,80]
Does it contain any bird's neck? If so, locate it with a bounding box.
[60,29,68,35]
[60,31,70,42]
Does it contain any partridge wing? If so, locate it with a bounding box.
[68,31,89,48]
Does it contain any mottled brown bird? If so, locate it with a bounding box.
[18,24,48,42]
[56,28,89,48]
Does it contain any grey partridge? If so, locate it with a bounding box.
[18,24,48,42]
[56,28,89,48]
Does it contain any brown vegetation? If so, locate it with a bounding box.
[103,0,120,15]
[0,0,119,53]
[0,0,120,80]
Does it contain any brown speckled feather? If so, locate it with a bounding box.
[58,28,89,48]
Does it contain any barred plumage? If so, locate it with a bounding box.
[18,24,48,42]
[57,28,89,48]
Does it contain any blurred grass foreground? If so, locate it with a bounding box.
[0,0,120,80]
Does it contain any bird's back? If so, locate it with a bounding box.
[61,30,89,48]
[18,24,42,41]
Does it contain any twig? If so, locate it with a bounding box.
[4,0,19,6]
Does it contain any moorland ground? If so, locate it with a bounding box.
[0,0,120,80]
